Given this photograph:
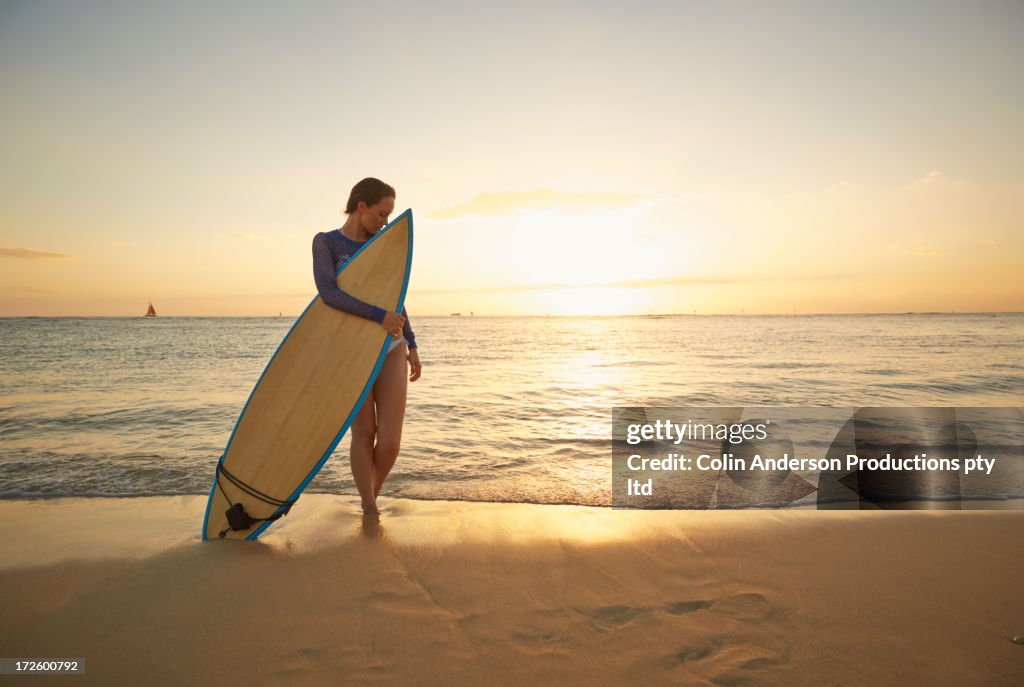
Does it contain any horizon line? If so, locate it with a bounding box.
[2,310,1022,319]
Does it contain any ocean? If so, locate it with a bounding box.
[1,314,1021,505]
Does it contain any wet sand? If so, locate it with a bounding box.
[0,496,1021,686]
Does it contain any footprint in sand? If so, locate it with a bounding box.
[663,599,714,614]
[709,592,782,621]
[662,594,779,620]
[576,603,651,631]
[708,651,791,687]
[509,608,571,643]
[664,634,726,666]
[362,590,406,608]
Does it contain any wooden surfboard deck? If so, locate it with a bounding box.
[202,210,413,540]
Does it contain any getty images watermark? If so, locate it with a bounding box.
[611,407,1023,509]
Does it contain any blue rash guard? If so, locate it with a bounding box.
[312,229,417,350]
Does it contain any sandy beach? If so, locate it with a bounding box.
[0,496,1021,686]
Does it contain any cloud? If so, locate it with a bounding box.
[431,189,648,218]
[0,247,77,260]
[0,285,53,294]
[908,170,969,189]
[413,273,854,295]
[824,180,854,193]
[912,247,945,257]
[414,277,733,295]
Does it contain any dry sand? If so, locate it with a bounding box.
[0,496,1021,686]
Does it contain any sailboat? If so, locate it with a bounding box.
[145,302,157,317]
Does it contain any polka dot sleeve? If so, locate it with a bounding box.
[311,233,387,323]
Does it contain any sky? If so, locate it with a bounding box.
[1,0,1021,316]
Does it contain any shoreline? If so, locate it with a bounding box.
[2,492,1022,510]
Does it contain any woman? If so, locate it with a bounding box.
[311,177,421,516]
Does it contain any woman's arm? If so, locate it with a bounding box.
[403,306,421,381]
[312,233,387,323]
[400,305,417,349]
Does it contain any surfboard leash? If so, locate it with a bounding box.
[214,459,298,538]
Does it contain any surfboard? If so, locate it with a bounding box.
[202,209,413,540]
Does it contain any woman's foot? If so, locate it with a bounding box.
[361,503,379,516]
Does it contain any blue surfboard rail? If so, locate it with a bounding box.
[201,209,414,540]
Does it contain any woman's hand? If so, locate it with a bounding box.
[407,348,421,382]
[381,311,405,338]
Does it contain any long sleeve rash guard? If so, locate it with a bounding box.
[312,229,417,350]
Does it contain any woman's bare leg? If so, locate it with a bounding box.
[350,386,379,514]
[372,342,409,498]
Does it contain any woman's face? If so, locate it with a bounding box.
[358,196,395,235]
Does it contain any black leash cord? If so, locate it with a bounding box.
[214,459,297,538]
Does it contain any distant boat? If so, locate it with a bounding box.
[450,312,462,316]
[145,302,157,317]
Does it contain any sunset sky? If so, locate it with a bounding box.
[1,1,1021,316]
